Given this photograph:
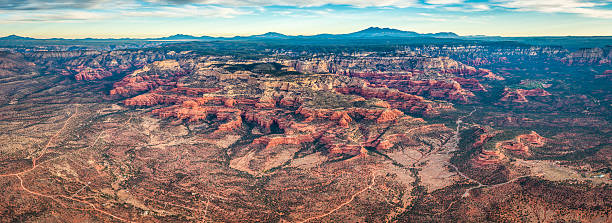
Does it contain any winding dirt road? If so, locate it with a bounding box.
[298,174,377,223]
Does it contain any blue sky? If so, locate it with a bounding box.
[1,0,611,38]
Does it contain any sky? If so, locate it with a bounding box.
[1,0,612,38]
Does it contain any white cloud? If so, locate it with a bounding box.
[2,0,612,22]
[444,3,490,12]
[3,10,112,22]
[147,0,418,8]
[473,4,491,11]
[495,0,612,18]
[1,3,250,22]
[123,5,249,18]
[271,8,334,18]
[425,0,463,5]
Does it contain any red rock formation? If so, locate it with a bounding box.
[376,109,403,123]
[152,102,241,123]
[109,60,186,97]
[473,149,506,167]
[73,67,113,81]
[234,104,434,155]
[110,75,165,97]
[479,69,505,80]
[109,60,452,157]
[443,68,504,80]
[224,98,237,107]
[348,71,481,103]
[499,141,529,155]
[473,131,547,167]
[517,131,546,146]
[168,87,221,96]
[453,77,486,92]
[244,109,293,133]
[473,133,494,148]
[214,115,243,134]
[296,106,399,124]
[279,96,302,107]
[404,80,475,103]
[334,112,353,128]
[374,133,406,150]
[500,88,551,103]
[470,128,505,167]
[335,86,454,116]
[497,131,546,156]
[123,93,182,106]
[255,97,276,109]
[326,144,365,156]
[252,133,318,150]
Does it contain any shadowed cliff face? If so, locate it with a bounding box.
[0,42,610,222]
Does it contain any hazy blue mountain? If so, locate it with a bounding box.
[0,35,36,40]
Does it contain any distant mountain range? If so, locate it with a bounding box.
[3,27,610,49]
[0,27,460,41]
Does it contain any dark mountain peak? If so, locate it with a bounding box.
[0,35,35,40]
[359,27,407,33]
[347,27,418,37]
[264,32,285,36]
[251,32,288,38]
[166,34,198,39]
[150,34,214,41]
[425,32,460,38]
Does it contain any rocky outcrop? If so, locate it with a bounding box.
[215,115,243,134]
[244,109,293,133]
[473,149,506,167]
[500,88,551,103]
[169,86,221,96]
[296,106,404,125]
[285,56,474,74]
[123,93,181,106]
[73,67,113,81]
[404,80,475,103]
[445,68,505,80]
[110,60,186,97]
[252,133,318,150]
[110,58,456,160]
[376,109,404,123]
[346,73,486,103]
[110,76,167,96]
[473,131,547,167]
[283,55,505,82]
[335,86,454,115]
[153,103,242,123]
[453,77,486,92]
[122,88,218,107]
[502,131,546,155]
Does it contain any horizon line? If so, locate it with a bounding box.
[4,33,612,40]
